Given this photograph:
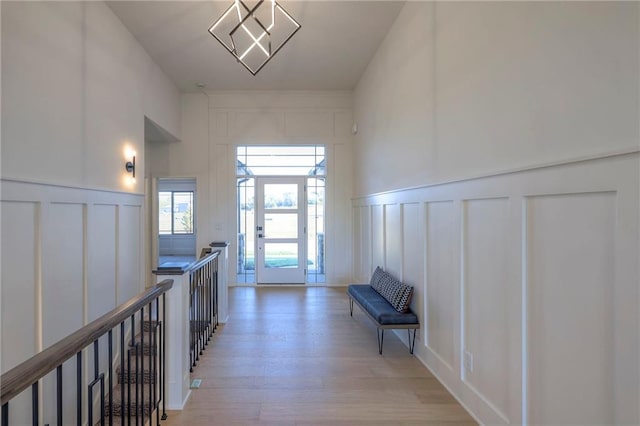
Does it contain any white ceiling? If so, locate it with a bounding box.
[107,1,405,92]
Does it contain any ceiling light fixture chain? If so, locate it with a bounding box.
[208,0,301,75]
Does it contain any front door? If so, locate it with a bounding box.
[255,177,306,284]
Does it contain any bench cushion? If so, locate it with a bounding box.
[348,285,419,325]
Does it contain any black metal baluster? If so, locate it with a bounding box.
[120,322,125,426]
[195,270,199,362]
[88,373,105,426]
[2,402,8,425]
[100,372,105,426]
[202,269,205,346]
[130,315,135,348]
[130,314,136,426]
[214,258,219,328]
[197,270,202,359]
[207,263,216,341]
[77,351,82,426]
[127,348,131,426]
[189,274,194,371]
[135,344,139,426]
[161,293,167,421]
[207,262,212,338]
[31,382,38,426]
[57,365,63,426]
[140,308,144,424]
[153,297,159,426]
[108,330,113,426]
[94,340,99,380]
[147,302,153,426]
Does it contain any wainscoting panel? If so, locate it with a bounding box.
[87,204,118,321]
[1,179,144,425]
[462,197,510,422]
[425,200,456,371]
[42,203,85,346]
[401,203,423,322]
[0,179,143,358]
[352,153,639,425]
[118,205,142,304]
[353,206,371,282]
[526,192,615,426]
[384,203,401,278]
[371,204,385,271]
[0,201,38,372]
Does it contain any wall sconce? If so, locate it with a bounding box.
[125,153,136,182]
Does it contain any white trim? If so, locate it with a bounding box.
[1,177,144,197]
[352,148,640,201]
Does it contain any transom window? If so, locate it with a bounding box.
[237,145,325,176]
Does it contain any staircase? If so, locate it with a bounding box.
[102,319,164,425]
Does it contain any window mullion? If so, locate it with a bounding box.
[171,191,175,235]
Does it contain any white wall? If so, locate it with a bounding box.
[1,2,180,423]
[353,2,639,425]
[166,91,354,285]
[2,1,181,193]
[354,2,639,197]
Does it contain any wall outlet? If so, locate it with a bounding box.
[464,351,474,373]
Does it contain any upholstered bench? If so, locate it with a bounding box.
[347,267,419,354]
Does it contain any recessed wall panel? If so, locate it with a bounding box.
[118,205,141,303]
[371,204,384,271]
[285,111,333,138]
[42,203,84,346]
[527,192,615,425]
[402,203,422,315]
[355,206,371,281]
[464,198,510,419]
[1,201,38,372]
[232,111,281,138]
[87,204,117,321]
[425,201,456,369]
[384,204,401,278]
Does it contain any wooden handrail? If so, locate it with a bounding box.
[1,279,174,405]
[187,250,219,272]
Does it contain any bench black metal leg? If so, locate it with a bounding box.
[349,298,354,316]
[377,328,384,354]
[408,329,417,355]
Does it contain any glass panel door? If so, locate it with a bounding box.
[255,177,306,284]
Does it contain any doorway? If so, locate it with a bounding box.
[255,177,306,284]
[236,145,326,284]
[157,178,196,268]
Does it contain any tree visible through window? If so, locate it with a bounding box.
[159,191,194,235]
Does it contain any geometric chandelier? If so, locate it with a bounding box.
[208,0,301,75]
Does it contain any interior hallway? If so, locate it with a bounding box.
[163,286,476,425]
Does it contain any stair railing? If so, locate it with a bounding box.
[188,250,219,371]
[1,279,173,426]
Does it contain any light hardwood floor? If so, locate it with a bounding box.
[163,286,476,425]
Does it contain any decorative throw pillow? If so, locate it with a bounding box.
[393,285,414,313]
[369,266,385,292]
[376,272,403,305]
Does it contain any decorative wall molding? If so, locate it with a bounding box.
[352,152,639,425]
[1,179,144,374]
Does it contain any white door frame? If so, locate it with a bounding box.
[255,176,306,284]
